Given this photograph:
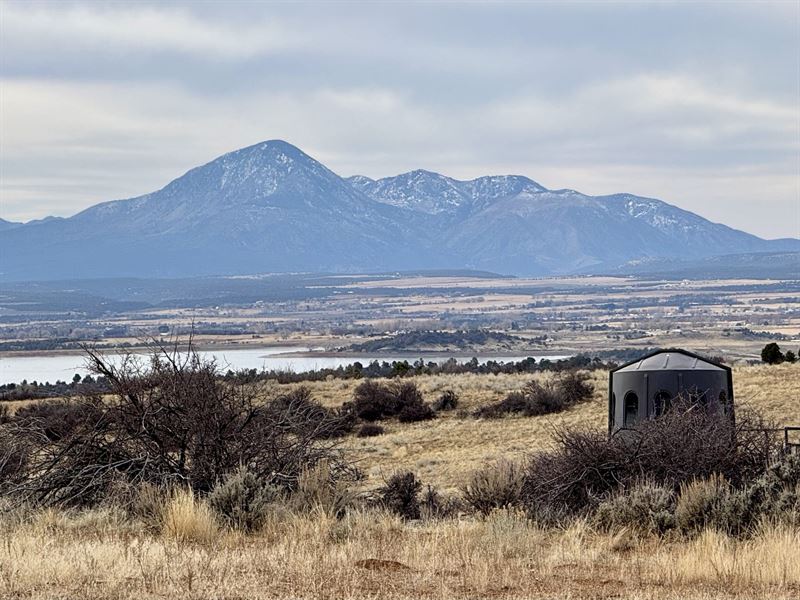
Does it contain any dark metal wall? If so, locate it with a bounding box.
[608,369,733,432]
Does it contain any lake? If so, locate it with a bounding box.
[0,347,570,385]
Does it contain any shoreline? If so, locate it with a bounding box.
[0,344,573,361]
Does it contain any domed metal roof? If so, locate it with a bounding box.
[612,349,730,373]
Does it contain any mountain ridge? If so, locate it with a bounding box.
[1,140,797,281]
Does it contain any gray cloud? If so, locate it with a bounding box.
[1,0,798,239]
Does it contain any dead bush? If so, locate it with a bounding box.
[0,427,29,489]
[11,345,356,507]
[432,390,459,411]
[475,371,593,418]
[522,402,778,519]
[461,459,525,515]
[271,387,356,438]
[352,380,397,421]
[12,401,102,442]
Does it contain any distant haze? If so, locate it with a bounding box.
[1,1,798,239]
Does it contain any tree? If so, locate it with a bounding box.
[9,343,354,507]
[761,342,784,365]
[784,350,797,364]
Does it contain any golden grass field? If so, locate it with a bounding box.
[0,363,798,599]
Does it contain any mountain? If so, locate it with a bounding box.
[353,173,798,274]
[1,140,797,281]
[347,171,545,218]
[0,218,22,231]
[0,141,449,280]
[594,251,800,279]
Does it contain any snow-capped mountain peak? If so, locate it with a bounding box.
[1,140,796,281]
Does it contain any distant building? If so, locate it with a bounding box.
[608,348,734,434]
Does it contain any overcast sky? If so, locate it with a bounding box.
[1,1,798,239]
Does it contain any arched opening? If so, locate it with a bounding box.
[688,386,709,408]
[624,391,638,427]
[654,390,672,417]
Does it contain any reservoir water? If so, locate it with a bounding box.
[0,347,570,385]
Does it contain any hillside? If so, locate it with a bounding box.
[1,140,797,281]
[1,364,798,599]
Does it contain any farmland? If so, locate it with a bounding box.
[1,273,798,363]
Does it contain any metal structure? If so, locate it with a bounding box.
[608,348,734,434]
[785,427,800,455]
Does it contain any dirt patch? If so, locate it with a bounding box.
[354,558,412,572]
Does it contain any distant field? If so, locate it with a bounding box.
[2,274,798,363]
[273,363,800,491]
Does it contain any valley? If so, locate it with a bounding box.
[1,272,798,386]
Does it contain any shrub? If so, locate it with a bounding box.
[12,400,102,442]
[352,380,435,423]
[397,401,435,423]
[432,390,459,411]
[271,387,356,439]
[739,453,800,527]
[357,423,385,437]
[675,474,745,535]
[475,371,593,418]
[420,485,462,520]
[461,459,525,515]
[352,380,397,421]
[379,472,421,520]
[761,342,784,365]
[594,480,675,535]
[208,467,280,531]
[521,402,778,519]
[474,391,528,418]
[161,488,219,544]
[395,382,435,423]
[11,346,356,507]
[292,460,355,518]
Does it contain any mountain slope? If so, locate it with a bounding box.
[353,173,797,275]
[0,218,22,232]
[0,141,447,280]
[349,170,546,219]
[1,140,796,281]
[442,190,797,274]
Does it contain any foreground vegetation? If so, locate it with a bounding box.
[0,348,798,599]
[1,504,798,600]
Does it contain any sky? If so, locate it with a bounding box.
[1,0,798,239]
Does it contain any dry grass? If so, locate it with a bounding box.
[335,365,798,491]
[0,507,797,599]
[161,488,219,544]
[0,363,797,599]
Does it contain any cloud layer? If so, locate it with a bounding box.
[1,1,798,238]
